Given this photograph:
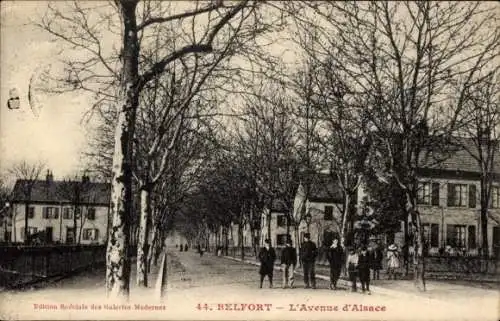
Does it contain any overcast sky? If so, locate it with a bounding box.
[1,1,92,180]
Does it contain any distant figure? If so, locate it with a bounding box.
[326,238,344,290]
[180,244,183,252]
[346,247,359,292]
[280,239,297,289]
[358,246,371,295]
[300,233,318,289]
[370,243,383,280]
[258,239,276,288]
[175,244,178,248]
[184,244,188,251]
[198,244,204,257]
[386,244,400,279]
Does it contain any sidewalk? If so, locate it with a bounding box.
[223,255,499,304]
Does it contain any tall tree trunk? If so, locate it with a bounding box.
[480,176,489,258]
[106,0,139,300]
[340,193,350,249]
[24,202,29,244]
[403,212,409,276]
[406,193,426,291]
[239,221,244,260]
[137,186,152,287]
[147,227,157,271]
[266,212,271,244]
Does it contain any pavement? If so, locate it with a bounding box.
[224,254,500,305]
[0,250,498,321]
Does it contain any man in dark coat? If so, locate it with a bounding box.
[258,239,276,288]
[358,246,371,294]
[280,239,297,289]
[370,243,383,280]
[300,233,318,289]
[326,238,344,290]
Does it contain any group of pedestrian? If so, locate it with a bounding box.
[258,233,318,289]
[258,233,401,293]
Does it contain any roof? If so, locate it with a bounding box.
[418,137,500,179]
[11,179,111,206]
[270,199,288,212]
[302,173,344,203]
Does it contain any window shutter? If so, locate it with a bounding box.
[447,184,455,207]
[467,225,476,249]
[446,224,453,246]
[468,185,476,208]
[94,229,99,241]
[431,224,439,247]
[431,183,440,206]
[43,207,48,219]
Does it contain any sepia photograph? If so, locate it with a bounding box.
[0,1,499,320]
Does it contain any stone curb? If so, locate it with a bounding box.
[222,255,451,304]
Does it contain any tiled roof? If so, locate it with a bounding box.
[11,179,111,205]
[419,137,500,175]
[270,199,288,212]
[303,173,344,203]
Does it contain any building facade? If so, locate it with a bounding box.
[10,171,110,245]
[289,142,500,257]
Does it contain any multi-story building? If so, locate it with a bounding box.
[414,142,500,256]
[287,143,500,257]
[260,175,348,249]
[9,171,110,245]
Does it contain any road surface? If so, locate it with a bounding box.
[0,250,497,320]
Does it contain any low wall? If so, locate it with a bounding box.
[0,245,106,289]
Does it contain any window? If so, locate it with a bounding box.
[446,224,466,248]
[491,186,500,208]
[324,206,333,221]
[276,215,286,227]
[75,207,81,219]
[63,208,72,219]
[86,208,96,220]
[468,225,476,249]
[417,182,431,205]
[447,184,468,207]
[422,223,439,247]
[43,207,59,219]
[82,228,99,241]
[276,234,290,246]
[28,207,35,218]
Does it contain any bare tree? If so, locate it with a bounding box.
[9,161,45,244]
[456,71,500,258]
[291,2,499,290]
[56,174,92,244]
[38,0,278,299]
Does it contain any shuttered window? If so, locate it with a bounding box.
[431,183,440,206]
[468,185,476,208]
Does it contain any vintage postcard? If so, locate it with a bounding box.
[0,1,499,320]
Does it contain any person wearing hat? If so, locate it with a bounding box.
[358,246,371,294]
[345,247,359,292]
[326,238,344,290]
[280,239,297,289]
[386,244,400,280]
[299,233,318,289]
[258,239,276,288]
[370,242,383,280]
